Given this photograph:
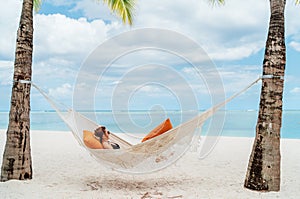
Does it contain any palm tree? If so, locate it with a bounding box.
[244,0,287,191]
[1,0,136,182]
[212,0,290,192]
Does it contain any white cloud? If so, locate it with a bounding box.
[132,0,270,61]
[136,84,173,98]
[48,83,73,99]
[34,14,117,60]
[290,87,300,94]
[30,13,127,94]
[1,0,300,110]
[71,0,300,61]
[285,1,300,37]
[208,42,263,60]
[289,41,300,51]
[72,0,273,61]
[181,64,261,104]
[0,61,13,85]
[218,65,261,92]
[0,1,21,59]
[3,0,300,63]
[72,0,118,21]
[0,0,122,84]
[0,61,13,69]
[32,60,77,86]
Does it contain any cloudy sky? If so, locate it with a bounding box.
[0,0,299,111]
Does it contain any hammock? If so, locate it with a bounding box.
[31,77,261,174]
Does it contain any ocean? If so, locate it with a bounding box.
[0,110,299,139]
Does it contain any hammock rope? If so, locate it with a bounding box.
[24,77,261,173]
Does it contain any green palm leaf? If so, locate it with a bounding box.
[103,0,136,25]
[33,0,42,12]
[210,0,225,5]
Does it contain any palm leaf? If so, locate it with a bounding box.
[33,0,42,12]
[103,0,136,25]
[210,0,225,5]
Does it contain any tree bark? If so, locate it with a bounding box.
[1,0,33,181]
[244,0,286,191]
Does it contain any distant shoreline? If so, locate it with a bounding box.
[1,110,299,139]
[1,109,300,113]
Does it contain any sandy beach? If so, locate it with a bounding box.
[0,129,299,198]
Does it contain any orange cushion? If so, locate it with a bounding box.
[83,130,104,149]
[141,118,173,142]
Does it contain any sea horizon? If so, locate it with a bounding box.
[0,110,299,139]
[1,109,300,113]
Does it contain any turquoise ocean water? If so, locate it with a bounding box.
[0,110,299,139]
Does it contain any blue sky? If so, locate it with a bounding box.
[0,0,299,111]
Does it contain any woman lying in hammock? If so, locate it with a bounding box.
[94,126,120,149]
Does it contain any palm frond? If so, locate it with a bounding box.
[103,0,136,25]
[209,0,225,6]
[33,0,42,12]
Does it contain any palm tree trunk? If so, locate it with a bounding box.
[1,0,33,181]
[244,0,286,191]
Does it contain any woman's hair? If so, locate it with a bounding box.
[95,126,106,143]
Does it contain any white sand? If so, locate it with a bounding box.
[0,130,299,199]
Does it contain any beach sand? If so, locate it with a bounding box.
[0,130,299,198]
